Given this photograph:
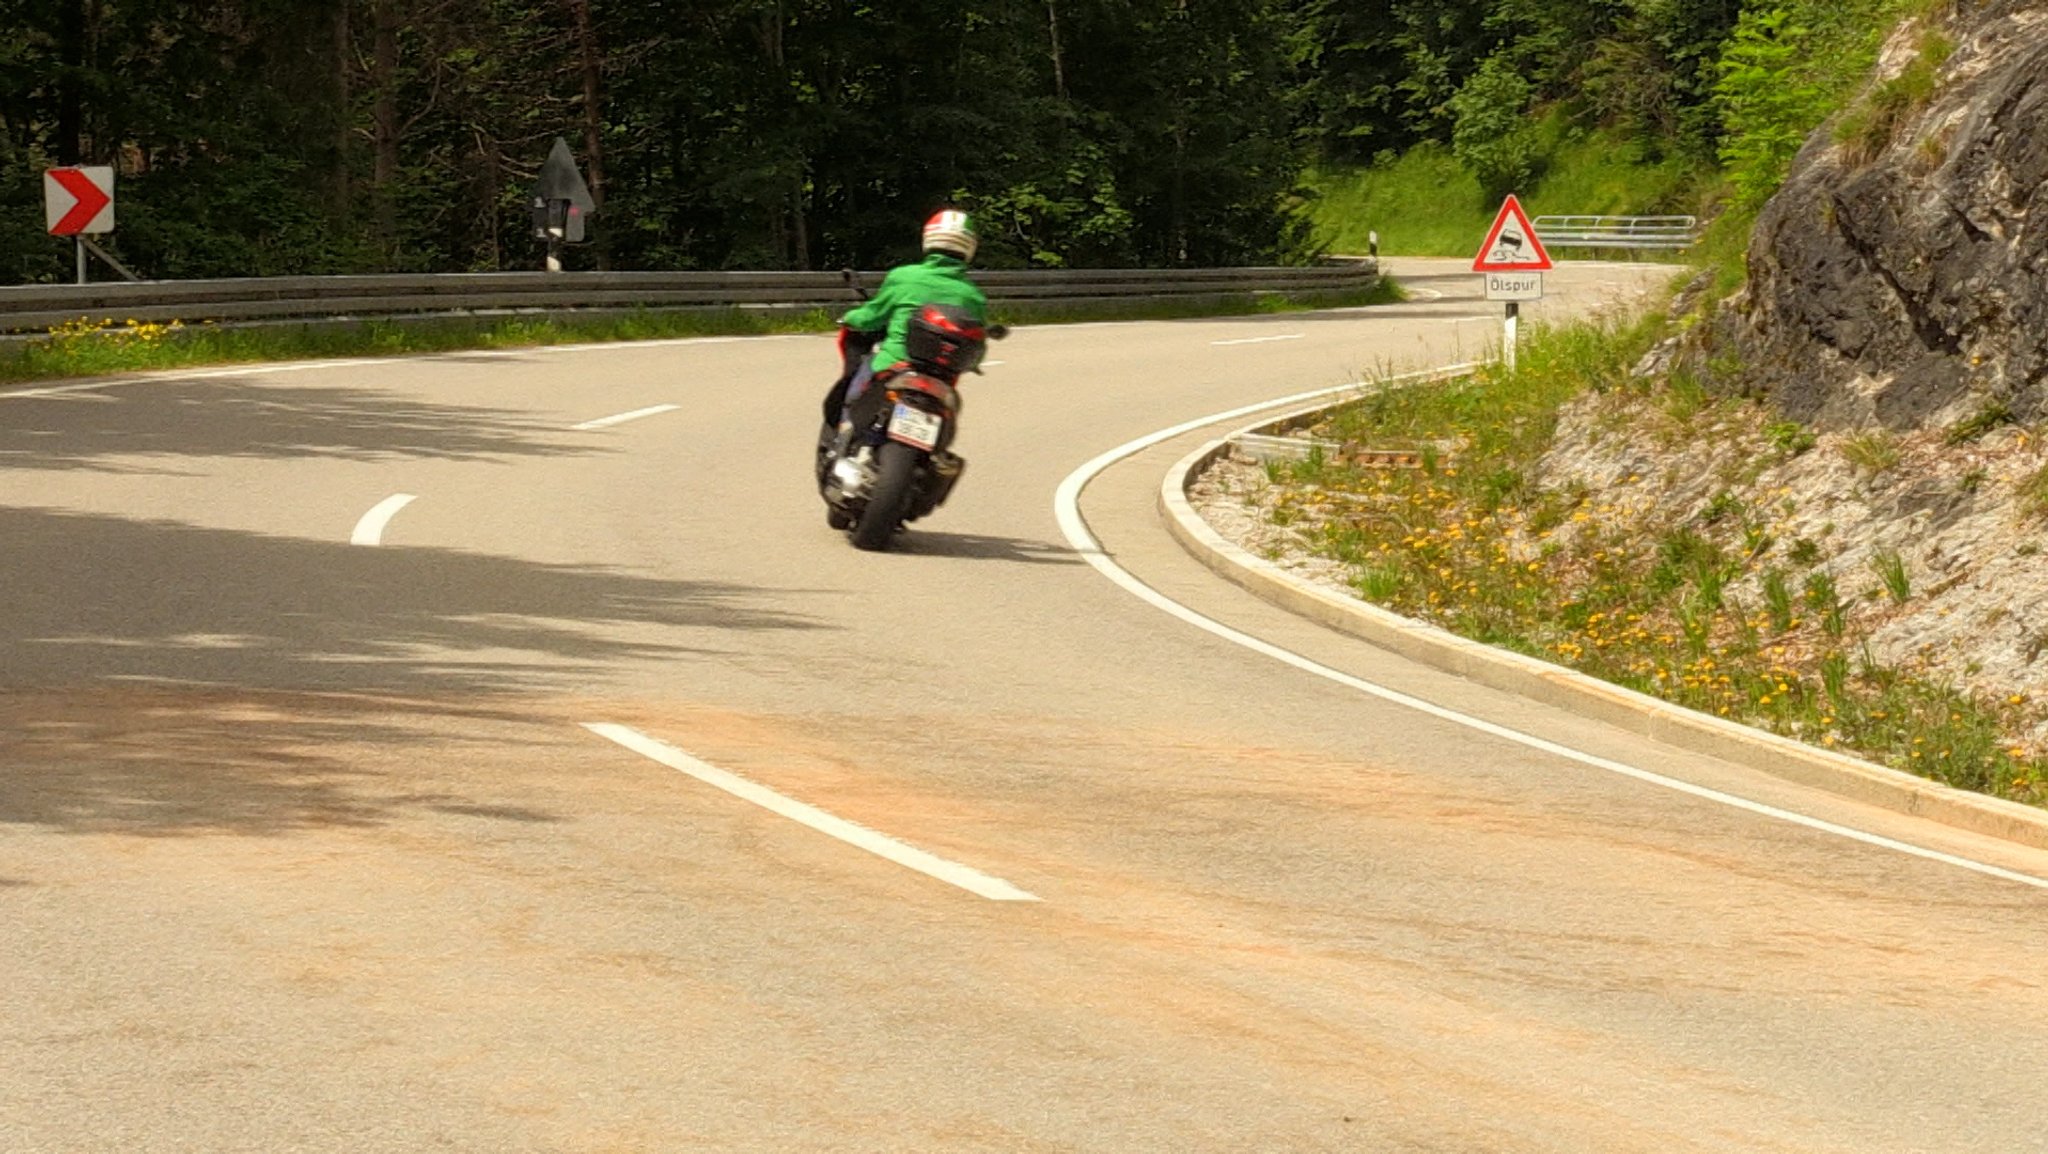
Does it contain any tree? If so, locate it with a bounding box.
[1449,54,1537,203]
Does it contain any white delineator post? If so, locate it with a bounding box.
[1483,270,1540,373]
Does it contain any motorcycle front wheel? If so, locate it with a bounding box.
[851,441,922,552]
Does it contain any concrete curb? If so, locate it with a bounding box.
[1159,412,2048,854]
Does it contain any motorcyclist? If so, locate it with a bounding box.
[824,208,988,435]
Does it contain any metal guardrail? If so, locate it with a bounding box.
[1532,215,1698,251]
[0,263,1378,334]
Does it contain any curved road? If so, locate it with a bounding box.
[5,260,2047,1153]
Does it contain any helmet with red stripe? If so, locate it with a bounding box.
[921,208,978,262]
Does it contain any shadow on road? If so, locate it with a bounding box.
[0,505,829,837]
[0,377,586,472]
[894,531,1083,565]
[0,686,559,837]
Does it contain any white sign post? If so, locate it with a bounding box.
[1471,195,1552,374]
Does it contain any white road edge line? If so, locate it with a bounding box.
[1052,368,2048,893]
[573,403,681,431]
[1211,334,1305,347]
[583,723,1041,903]
[350,493,418,547]
[0,382,117,399]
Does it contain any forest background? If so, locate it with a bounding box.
[0,0,1875,282]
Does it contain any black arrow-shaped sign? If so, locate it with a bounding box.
[531,138,595,212]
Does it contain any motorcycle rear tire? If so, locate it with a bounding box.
[851,441,921,552]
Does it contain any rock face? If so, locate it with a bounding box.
[1721,1,2048,432]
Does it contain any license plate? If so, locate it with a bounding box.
[886,403,944,449]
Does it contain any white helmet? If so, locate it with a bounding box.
[922,208,978,261]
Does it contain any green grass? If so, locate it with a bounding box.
[2021,463,2048,518]
[1840,430,1902,475]
[0,281,1400,385]
[1305,114,1713,257]
[1871,549,1911,603]
[1834,27,1954,163]
[0,310,839,384]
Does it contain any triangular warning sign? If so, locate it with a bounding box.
[1472,195,1551,272]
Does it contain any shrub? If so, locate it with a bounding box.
[1717,8,1830,207]
[1449,57,1539,204]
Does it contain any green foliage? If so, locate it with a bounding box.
[965,141,1138,268]
[1448,55,1538,203]
[0,0,1955,278]
[1304,114,1709,256]
[1715,8,1830,207]
[1765,419,1818,455]
[0,0,1315,279]
[1714,0,1932,207]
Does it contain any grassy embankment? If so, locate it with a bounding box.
[1305,114,1711,258]
[1258,311,2045,806]
[0,283,1401,386]
[1263,2,2047,804]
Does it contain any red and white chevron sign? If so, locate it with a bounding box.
[44,167,115,236]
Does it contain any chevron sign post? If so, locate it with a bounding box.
[45,166,116,284]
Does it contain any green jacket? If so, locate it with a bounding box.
[841,252,988,370]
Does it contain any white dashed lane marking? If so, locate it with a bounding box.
[350,494,417,546]
[1210,334,1304,347]
[585,723,1041,903]
[572,403,681,431]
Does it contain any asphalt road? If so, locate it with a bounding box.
[5,259,2048,1154]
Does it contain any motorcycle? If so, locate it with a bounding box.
[816,271,1007,551]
